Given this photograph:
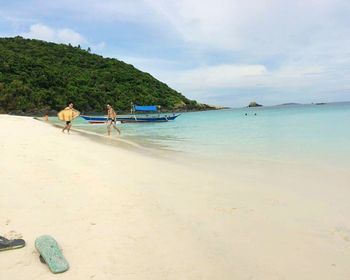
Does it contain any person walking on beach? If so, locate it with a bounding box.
[106,104,121,136]
[58,102,80,134]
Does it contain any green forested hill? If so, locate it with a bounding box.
[0,36,209,114]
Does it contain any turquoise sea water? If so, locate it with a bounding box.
[52,102,350,166]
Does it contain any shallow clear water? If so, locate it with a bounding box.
[51,102,350,166]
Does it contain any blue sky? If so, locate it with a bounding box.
[1,0,350,107]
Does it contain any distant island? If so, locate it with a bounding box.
[278,102,302,106]
[247,102,330,108]
[0,36,215,115]
[248,101,263,107]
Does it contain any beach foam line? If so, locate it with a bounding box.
[35,116,182,160]
[74,121,122,126]
[72,127,143,149]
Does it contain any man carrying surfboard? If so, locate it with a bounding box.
[106,104,121,136]
[57,102,80,134]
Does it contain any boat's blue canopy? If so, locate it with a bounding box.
[134,105,158,111]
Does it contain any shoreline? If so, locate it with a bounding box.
[1,114,350,279]
[4,106,229,118]
[40,116,183,161]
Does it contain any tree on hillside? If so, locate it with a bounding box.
[0,37,209,114]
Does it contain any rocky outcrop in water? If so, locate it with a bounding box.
[248,101,263,107]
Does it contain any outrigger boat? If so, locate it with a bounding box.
[81,105,181,124]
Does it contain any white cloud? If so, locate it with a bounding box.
[56,28,87,46]
[21,24,87,46]
[13,1,350,59]
[144,0,349,53]
[20,23,107,52]
[91,41,106,52]
[22,24,54,42]
[156,62,344,105]
[108,55,325,93]
[170,64,268,90]
[155,62,338,94]
[106,49,349,105]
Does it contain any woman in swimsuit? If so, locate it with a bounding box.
[106,104,121,136]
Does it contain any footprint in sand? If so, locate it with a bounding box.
[264,198,283,206]
[333,227,350,242]
[3,230,23,239]
[214,207,238,214]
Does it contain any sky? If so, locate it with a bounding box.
[1,0,350,107]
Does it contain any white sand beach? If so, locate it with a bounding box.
[0,114,349,279]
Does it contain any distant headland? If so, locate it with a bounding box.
[244,101,348,108]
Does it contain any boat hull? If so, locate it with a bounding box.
[81,114,180,123]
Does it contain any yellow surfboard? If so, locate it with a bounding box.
[57,108,80,122]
